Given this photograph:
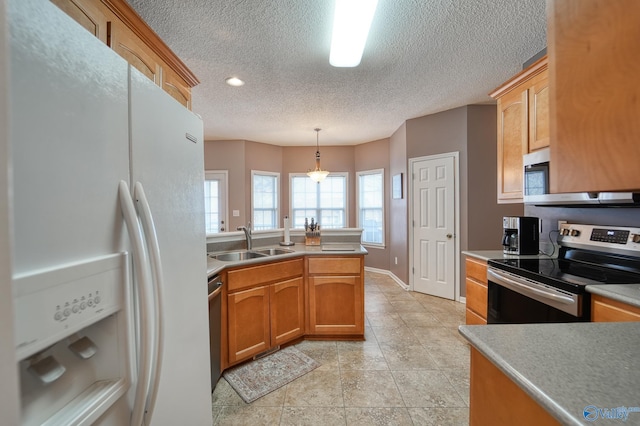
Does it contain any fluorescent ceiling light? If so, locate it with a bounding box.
[329,0,378,67]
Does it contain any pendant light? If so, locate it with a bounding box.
[307,128,330,183]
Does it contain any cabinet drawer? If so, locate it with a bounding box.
[466,278,488,319]
[465,258,488,283]
[466,308,487,325]
[591,294,640,322]
[308,257,361,275]
[227,258,303,292]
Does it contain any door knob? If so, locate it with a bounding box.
[446,234,452,239]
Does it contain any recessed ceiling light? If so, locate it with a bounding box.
[330,0,378,67]
[225,77,245,87]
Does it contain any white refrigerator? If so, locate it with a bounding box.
[5,0,213,424]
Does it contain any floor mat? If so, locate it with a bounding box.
[222,346,320,403]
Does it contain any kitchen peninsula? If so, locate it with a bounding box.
[207,228,367,371]
[460,322,640,425]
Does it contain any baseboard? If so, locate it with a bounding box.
[459,296,466,305]
[364,267,409,290]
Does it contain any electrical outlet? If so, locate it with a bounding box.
[558,220,567,230]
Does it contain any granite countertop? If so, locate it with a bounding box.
[587,284,640,309]
[207,243,368,277]
[462,250,555,262]
[459,322,640,425]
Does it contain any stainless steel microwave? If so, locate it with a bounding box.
[523,148,639,206]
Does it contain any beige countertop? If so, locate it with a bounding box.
[207,243,368,277]
[462,250,555,262]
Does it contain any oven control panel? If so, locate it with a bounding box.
[559,223,640,254]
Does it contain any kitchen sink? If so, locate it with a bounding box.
[209,251,266,262]
[209,248,294,262]
[253,248,294,256]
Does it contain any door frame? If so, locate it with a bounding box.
[408,152,461,302]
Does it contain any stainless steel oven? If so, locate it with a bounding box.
[487,266,584,323]
[487,223,640,324]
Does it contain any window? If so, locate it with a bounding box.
[357,169,384,246]
[252,170,279,230]
[204,170,228,234]
[290,173,348,229]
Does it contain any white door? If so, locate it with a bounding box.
[411,154,457,299]
[205,171,228,233]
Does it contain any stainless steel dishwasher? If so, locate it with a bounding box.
[208,273,223,392]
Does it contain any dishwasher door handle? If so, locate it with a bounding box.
[208,278,223,298]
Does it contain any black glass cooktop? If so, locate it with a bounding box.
[488,249,640,294]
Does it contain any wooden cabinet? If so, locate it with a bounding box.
[51,0,198,109]
[548,0,640,193]
[51,0,111,43]
[270,277,305,346]
[491,57,549,203]
[223,254,365,367]
[465,257,488,325]
[226,259,304,365]
[108,19,162,85]
[307,256,364,337]
[527,71,550,152]
[591,294,640,322]
[470,348,561,426]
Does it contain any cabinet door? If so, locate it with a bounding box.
[466,308,486,325]
[549,0,640,192]
[270,277,304,346]
[227,286,270,364]
[465,257,488,323]
[108,19,161,85]
[50,0,111,44]
[527,71,549,152]
[466,278,488,321]
[470,348,561,425]
[308,275,364,335]
[163,66,192,109]
[496,88,527,203]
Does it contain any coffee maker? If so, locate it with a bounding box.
[502,216,539,255]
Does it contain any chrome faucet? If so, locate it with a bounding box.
[237,222,252,250]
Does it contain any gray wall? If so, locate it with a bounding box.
[354,139,391,271]
[404,105,523,296]
[389,123,408,283]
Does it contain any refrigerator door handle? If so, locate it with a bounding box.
[118,181,153,426]
[133,182,165,425]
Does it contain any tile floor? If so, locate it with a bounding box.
[212,271,470,425]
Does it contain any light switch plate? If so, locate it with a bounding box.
[232,210,240,217]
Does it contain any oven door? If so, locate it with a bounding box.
[487,268,587,324]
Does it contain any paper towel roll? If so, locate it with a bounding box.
[283,217,291,243]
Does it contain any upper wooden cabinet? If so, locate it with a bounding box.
[51,0,110,43]
[51,0,198,110]
[108,18,162,85]
[491,57,549,203]
[548,0,640,193]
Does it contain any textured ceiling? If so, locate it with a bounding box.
[127,0,547,146]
